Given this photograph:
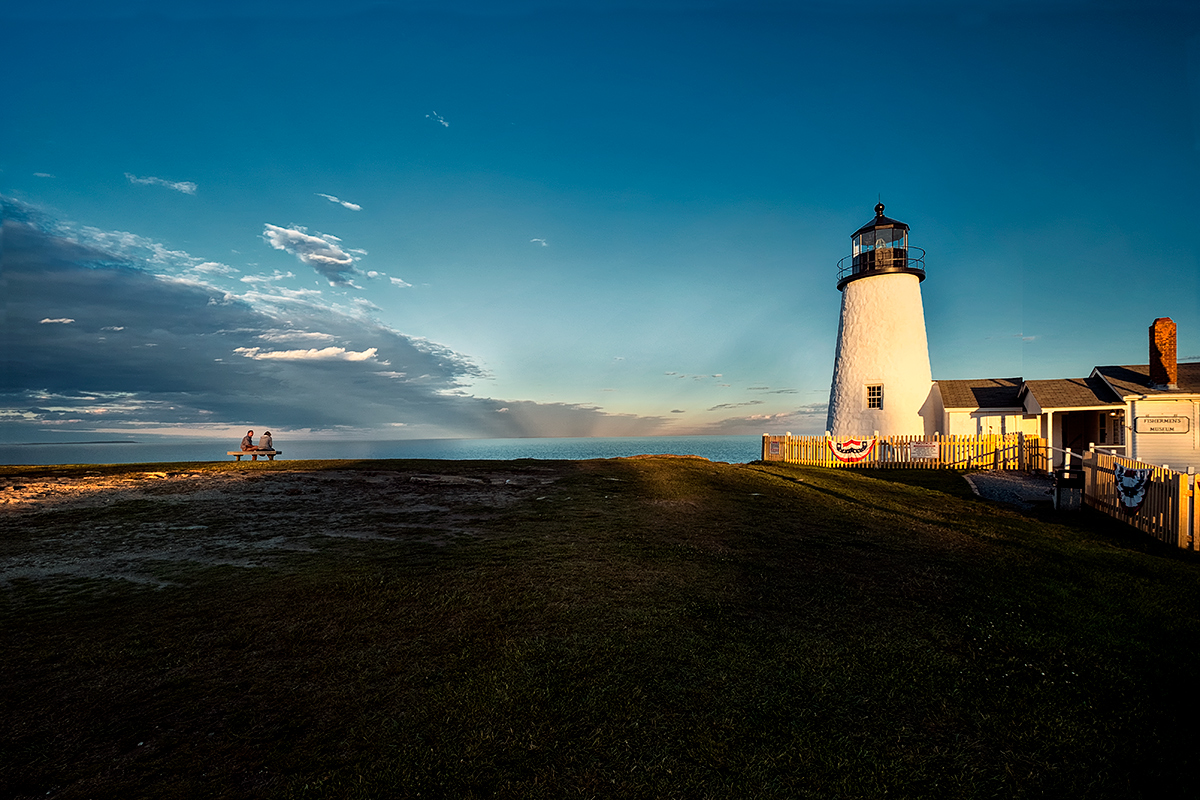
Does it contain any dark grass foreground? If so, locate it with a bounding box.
[3,458,1200,799]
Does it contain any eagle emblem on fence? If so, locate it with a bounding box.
[1113,463,1153,512]
[828,438,877,463]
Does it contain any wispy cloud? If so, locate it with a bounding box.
[34,172,54,179]
[260,287,324,301]
[72,226,199,268]
[258,330,336,344]
[365,271,406,288]
[530,238,547,247]
[239,270,295,286]
[316,193,362,211]
[193,262,237,275]
[682,403,830,436]
[426,111,449,127]
[233,346,379,362]
[262,224,358,285]
[665,372,729,383]
[240,271,292,285]
[125,173,197,195]
[39,318,75,324]
[706,400,764,412]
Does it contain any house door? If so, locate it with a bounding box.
[1061,412,1090,458]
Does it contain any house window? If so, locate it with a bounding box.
[1113,411,1125,445]
[1098,414,1107,444]
[866,384,883,409]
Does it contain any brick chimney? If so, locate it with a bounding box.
[1149,317,1177,389]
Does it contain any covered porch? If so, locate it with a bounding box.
[1020,378,1125,468]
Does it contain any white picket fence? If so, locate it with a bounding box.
[761,433,1047,471]
[1082,450,1198,550]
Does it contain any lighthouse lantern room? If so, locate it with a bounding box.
[838,203,925,289]
[826,203,935,438]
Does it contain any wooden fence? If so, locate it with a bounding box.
[761,433,1048,471]
[1082,450,1198,550]
[761,434,1199,550]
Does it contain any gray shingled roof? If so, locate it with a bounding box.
[1094,363,1200,397]
[936,377,1023,410]
[1021,377,1122,409]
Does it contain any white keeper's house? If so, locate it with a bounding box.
[825,205,1199,471]
[930,318,1200,470]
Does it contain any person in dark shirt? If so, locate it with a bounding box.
[241,430,258,451]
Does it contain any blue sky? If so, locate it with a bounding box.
[2,0,1198,442]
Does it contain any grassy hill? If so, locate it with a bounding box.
[3,457,1199,798]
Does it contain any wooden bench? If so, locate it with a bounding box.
[227,450,282,461]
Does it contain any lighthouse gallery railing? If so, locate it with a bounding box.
[836,246,926,285]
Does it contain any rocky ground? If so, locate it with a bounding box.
[0,465,565,587]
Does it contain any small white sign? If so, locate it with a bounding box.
[910,441,939,461]
[1134,416,1190,434]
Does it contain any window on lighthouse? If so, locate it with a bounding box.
[866,384,883,409]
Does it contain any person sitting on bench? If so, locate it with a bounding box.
[228,433,280,460]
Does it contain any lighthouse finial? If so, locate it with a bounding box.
[875,201,885,217]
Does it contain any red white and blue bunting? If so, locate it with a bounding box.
[1113,463,1153,512]
[828,438,876,463]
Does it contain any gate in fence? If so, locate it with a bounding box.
[761,433,1048,472]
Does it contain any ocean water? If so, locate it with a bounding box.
[0,435,762,467]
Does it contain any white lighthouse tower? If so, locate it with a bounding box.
[826,203,933,437]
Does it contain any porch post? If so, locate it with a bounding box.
[1046,411,1055,468]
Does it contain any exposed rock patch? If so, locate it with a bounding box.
[0,467,562,586]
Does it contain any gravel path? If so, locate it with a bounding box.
[963,471,1054,510]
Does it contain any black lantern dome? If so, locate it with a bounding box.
[836,203,926,291]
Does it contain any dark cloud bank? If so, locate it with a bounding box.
[0,200,673,441]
